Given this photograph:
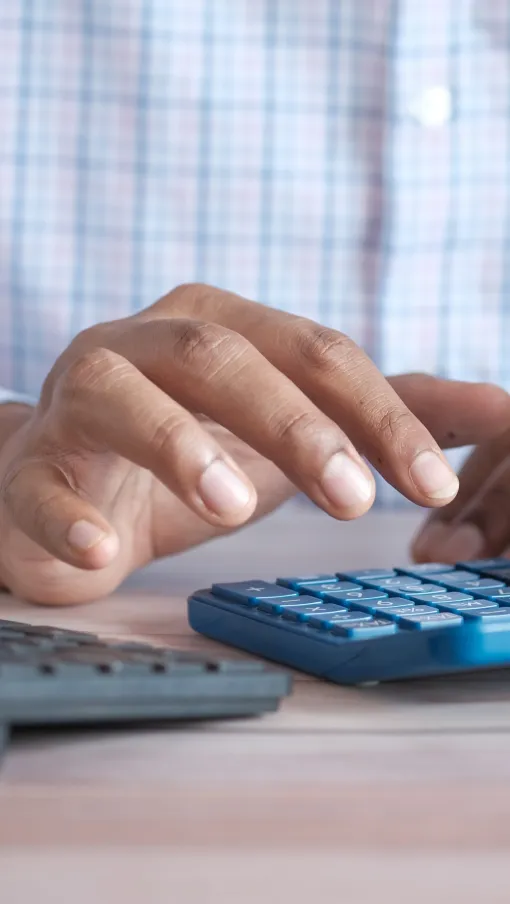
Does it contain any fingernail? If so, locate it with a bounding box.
[199,459,252,517]
[320,452,373,510]
[68,520,109,550]
[413,521,484,562]
[409,450,459,500]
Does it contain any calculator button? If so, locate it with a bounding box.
[258,596,334,616]
[426,598,498,613]
[211,581,298,606]
[458,558,510,573]
[410,591,474,605]
[331,618,397,638]
[276,575,337,589]
[446,577,505,591]
[350,597,415,614]
[461,607,510,622]
[397,563,453,576]
[386,605,440,621]
[295,581,361,596]
[315,588,389,603]
[431,570,480,583]
[337,568,397,580]
[282,606,350,623]
[395,611,463,630]
[362,576,425,592]
[397,583,454,597]
[308,610,373,629]
[474,587,510,601]
[474,568,510,583]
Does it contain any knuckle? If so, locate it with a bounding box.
[296,325,358,373]
[57,348,124,405]
[271,409,337,455]
[147,414,193,461]
[153,283,215,317]
[374,406,416,448]
[171,320,245,374]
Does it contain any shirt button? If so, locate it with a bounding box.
[408,85,452,128]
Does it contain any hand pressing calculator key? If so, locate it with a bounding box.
[188,558,510,684]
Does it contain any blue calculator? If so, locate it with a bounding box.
[188,558,510,684]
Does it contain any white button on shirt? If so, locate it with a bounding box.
[408,86,453,128]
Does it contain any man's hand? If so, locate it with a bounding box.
[413,424,510,564]
[0,284,507,605]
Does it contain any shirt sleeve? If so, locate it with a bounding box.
[0,389,37,407]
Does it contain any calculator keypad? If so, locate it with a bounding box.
[210,560,510,642]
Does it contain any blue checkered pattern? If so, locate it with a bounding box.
[1,1,509,505]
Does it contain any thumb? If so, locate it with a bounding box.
[388,374,510,449]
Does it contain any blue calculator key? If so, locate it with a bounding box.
[448,577,505,591]
[316,588,389,603]
[350,597,415,614]
[409,591,475,605]
[429,573,505,591]
[331,618,397,638]
[397,563,454,576]
[361,576,425,592]
[337,568,397,580]
[386,604,440,620]
[429,599,498,613]
[258,596,340,616]
[293,581,361,596]
[397,582,454,596]
[474,568,510,583]
[458,558,510,573]
[461,607,510,622]
[308,610,373,629]
[211,581,298,606]
[276,575,337,589]
[281,603,351,622]
[474,587,510,601]
[430,570,481,584]
[395,611,463,630]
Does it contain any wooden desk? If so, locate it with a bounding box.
[2,505,510,903]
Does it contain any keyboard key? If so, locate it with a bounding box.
[397,563,453,576]
[361,576,426,592]
[258,596,337,616]
[337,568,397,580]
[276,575,337,589]
[308,610,373,629]
[394,611,463,630]
[331,618,397,639]
[212,581,298,606]
[293,581,361,596]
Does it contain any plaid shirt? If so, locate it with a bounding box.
[1,1,509,502]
